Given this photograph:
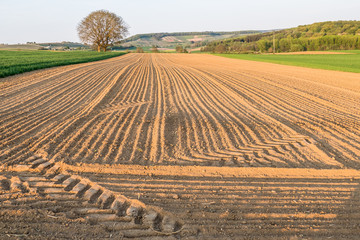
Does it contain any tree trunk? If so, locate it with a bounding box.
[97,45,101,52]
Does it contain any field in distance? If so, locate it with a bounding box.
[0,50,126,78]
[214,50,360,73]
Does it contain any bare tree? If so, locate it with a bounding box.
[78,10,129,52]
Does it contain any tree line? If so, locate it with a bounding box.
[202,21,360,53]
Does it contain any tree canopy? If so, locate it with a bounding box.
[202,21,360,53]
[78,10,129,52]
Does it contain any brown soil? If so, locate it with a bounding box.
[1,53,360,239]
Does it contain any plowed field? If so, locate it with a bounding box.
[1,53,360,239]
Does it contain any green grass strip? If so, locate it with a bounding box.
[0,50,127,78]
[213,52,360,73]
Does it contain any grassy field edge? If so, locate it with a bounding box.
[212,52,360,73]
[0,51,127,78]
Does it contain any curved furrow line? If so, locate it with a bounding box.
[124,104,152,164]
[248,71,360,119]
[55,112,119,163]
[103,56,149,107]
[106,56,149,106]
[69,64,135,117]
[19,51,138,90]
[10,66,118,145]
[157,56,236,154]
[0,67,120,146]
[187,68,295,144]
[71,113,118,163]
[0,56,139,165]
[73,59,150,164]
[111,105,147,164]
[179,67,292,148]
[105,107,143,164]
[97,111,131,164]
[254,82,360,128]
[0,64,108,118]
[104,104,150,163]
[31,63,134,158]
[0,62,126,135]
[162,55,344,167]
[214,69,360,141]
[163,56,292,148]
[74,110,127,163]
[50,63,142,160]
[105,57,148,105]
[178,79,234,158]
[136,57,154,103]
[78,109,135,163]
[162,65,220,161]
[221,71,360,166]
[113,56,156,164]
[143,56,166,164]
[157,64,203,160]
[156,67,201,162]
[127,68,156,164]
[0,70,104,140]
[184,68,299,142]
[133,56,165,164]
[100,57,154,162]
[256,71,360,114]
[199,69,355,167]
[86,113,124,163]
[126,61,151,105]
[165,62,286,164]
[102,60,152,161]
[0,65,98,110]
[153,64,208,162]
[61,114,110,162]
[52,57,144,161]
[91,63,152,164]
[170,66,239,156]
[167,64,300,164]
[190,57,360,126]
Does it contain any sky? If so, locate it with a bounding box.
[1,0,360,44]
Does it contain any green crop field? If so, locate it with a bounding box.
[213,52,360,73]
[0,50,126,78]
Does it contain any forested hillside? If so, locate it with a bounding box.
[202,21,360,53]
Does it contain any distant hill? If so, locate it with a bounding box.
[117,31,265,50]
[0,42,88,50]
[203,20,360,53]
[37,42,87,48]
[0,43,42,50]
